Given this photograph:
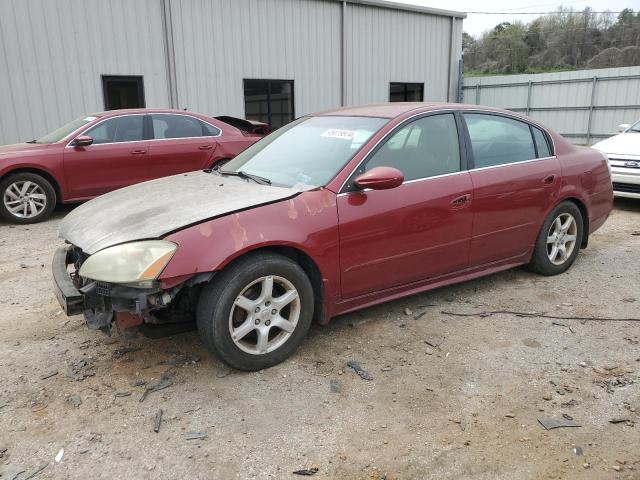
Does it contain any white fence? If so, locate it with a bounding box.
[462,66,640,145]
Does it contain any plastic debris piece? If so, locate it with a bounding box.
[538,418,581,430]
[346,361,373,381]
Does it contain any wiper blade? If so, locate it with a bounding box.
[217,169,272,185]
[26,139,37,144]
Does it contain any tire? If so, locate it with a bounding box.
[0,173,56,224]
[196,251,314,371]
[528,201,584,276]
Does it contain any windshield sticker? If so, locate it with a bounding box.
[321,129,357,140]
[83,116,97,122]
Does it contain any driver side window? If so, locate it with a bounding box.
[365,113,461,181]
[85,115,145,144]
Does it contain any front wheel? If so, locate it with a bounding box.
[196,252,314,371]
[0,173,56,224]
[528,201,584,276]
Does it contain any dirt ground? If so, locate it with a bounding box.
[0,200,639,480]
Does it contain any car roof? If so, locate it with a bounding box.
[88,108,202,118]
[316,102,461,119]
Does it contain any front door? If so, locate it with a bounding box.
[338,113,473,298]
[148,114,219,178]
[462,113,561,266]
[63,114,149,198]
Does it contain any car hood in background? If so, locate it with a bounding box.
[59,171,305,254]
[592,132,640,156]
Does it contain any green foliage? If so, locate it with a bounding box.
[463,8,640,74]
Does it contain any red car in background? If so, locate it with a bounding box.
[0,109,266,223]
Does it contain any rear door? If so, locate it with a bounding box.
[462,113,561,266]
[148,113,220,178]
[338,113,473,298]
[63,114,149,198]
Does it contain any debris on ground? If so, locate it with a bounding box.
[403,308,413,316]
[293,467,319,476]
[573,446,583,456]
[139,372,173,402]
[153,409,163,433]
[23,463,48,479]
[538,418,581,430]
[130,379,147,387]
[55,448,64,463]
[114,391,131,398]
[346,361,373,381]
[595,375,634,393]
[424,336,444,348]
[158,354,200,366]
[66,358,96,381]
[185,431,207,440]
[330,379,340,393]
[452,419,466,431]
[66,395,82,408]
[39,369,58,380]
[551,321,575,333]
[112,346,141,358]
[609,418,632,425]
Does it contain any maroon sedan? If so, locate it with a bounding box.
[0,109,264,223]
[53,103,613,371]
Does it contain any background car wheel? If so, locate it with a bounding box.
[528,201,583,276]
[196,251,314,371]
[0,173,56,224]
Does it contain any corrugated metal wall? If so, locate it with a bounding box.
[0,0,463,145]
[0,0,170,144]
[344,3,458,105]
[169,0,342,118]
[462,66,640,145]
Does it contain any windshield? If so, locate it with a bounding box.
[221,116,388,188]
[629,120,640,133]
[34,116,97,144]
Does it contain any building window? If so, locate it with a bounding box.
[244,79,294,130]
[102,75,145,110]
[389,82,424,102]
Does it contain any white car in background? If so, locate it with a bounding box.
[592,120,640,199]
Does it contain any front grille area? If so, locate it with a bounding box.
[613,182,640,194]
[96,282,111,297]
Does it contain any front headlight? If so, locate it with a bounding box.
[79,240,177,285]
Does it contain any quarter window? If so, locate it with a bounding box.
[532,127,551,157]
[365,113,461,181]
[85,116,145,144]
[464,114,537,168]
[151,114,217,139]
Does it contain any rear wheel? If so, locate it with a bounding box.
[0,173,56,224]
[528,201,583,276]
[196,251,314,371]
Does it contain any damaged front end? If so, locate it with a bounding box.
[53,245,211,335]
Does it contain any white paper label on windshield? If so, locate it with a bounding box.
[321,129,356,140]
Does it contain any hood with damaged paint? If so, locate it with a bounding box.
[59,171,304,254]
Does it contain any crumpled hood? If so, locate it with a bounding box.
[59,171,304,254]
[592,132,640,156]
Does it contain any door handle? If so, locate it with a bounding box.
[130,149,147,155]
[198,145,213,150]
[450,194,471,209]
[542,174,556,185]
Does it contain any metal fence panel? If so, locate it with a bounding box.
[462,66,640,145]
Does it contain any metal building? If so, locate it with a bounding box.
[0,0,465,145]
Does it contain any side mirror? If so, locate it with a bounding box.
[354,166,404,191]
[73,135,93,147]
[618,124,630,133]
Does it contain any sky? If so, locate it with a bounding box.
[392,0,639,36]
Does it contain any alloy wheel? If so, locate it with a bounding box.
[228,275,300,355]
[3,181,48,218]
[546,213,578,265]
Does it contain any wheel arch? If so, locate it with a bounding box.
[0,167,62,204]
[559,196,590,248]
[218,245,326,325]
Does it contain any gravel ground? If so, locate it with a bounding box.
[0,200,639,480]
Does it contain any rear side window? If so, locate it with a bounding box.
[464,114,536,168]
[152,114,218,139]
[86,116,145,144]
[532,127,551,157]
[365,113,461,181]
